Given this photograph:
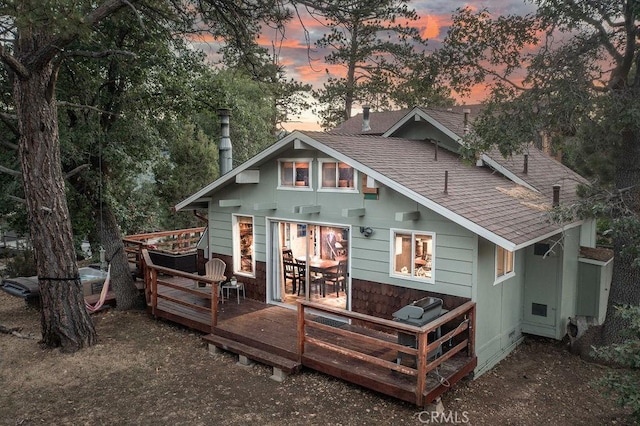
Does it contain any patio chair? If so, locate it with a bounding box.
[203,258,226,300]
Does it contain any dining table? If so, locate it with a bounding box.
[295,257,339,274]
[295,257,340,297]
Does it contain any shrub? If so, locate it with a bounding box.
[3,249,37,278]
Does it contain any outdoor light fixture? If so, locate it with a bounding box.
[360,226,374,237]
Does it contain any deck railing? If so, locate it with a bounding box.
[124,227,206,277]
[297,300,476,406]
[141,248,219,330]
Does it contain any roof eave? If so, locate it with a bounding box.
[174,131,306,212]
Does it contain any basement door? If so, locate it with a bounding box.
[267,219,350,311]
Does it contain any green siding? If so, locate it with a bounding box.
[391,120,460,153]
[559,226,581,338]
[204,147,476,299]
[474,238,525,376]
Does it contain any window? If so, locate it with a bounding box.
[279,160,311,189]
[319,160,356,190]
[495,246,514,283]
[391,230,434,282]
[233,215,254,276]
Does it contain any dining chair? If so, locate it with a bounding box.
[294,259,308,296]
[323,260,347,297]
[283,258,299,294]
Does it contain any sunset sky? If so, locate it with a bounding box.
[193,1,535,131]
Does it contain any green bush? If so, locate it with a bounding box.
[593,305,640,422]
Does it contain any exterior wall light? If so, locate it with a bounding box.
[360,226,374,237]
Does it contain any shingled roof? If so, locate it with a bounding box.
[330,105,484,137]
[482,147,588,205]
[329,109,411,135]
[302,131,575,248]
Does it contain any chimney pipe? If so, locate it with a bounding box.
[362,105,371,132]
[523,154,528,174]
[218,108,232,175]
[444,170,449,194]
[552,184,560,207]
[463,108,471,135]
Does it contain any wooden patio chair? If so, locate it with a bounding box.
[203,258,226,300]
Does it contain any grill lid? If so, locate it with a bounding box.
[392,297,443,320]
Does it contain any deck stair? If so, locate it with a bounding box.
[203,333,302,381]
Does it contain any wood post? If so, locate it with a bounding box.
[150,269,158,316]
[416,332,428,406]
[468,303,476,357]
[211,283,219,329]
[297,302,305,363]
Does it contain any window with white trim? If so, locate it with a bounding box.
[279,159,311,189]
[495,246,514,282]
[391,230,434,282]
[319,160,357,190]
[233,215,255,276]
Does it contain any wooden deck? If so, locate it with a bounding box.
[139,248,477,407]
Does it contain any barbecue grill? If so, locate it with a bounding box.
[393,297,444,365]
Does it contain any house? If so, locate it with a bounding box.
[175,106,612,378]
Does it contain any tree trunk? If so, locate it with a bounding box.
[599,124,640,345]
[97,201,145,310]
[14,48,96,351]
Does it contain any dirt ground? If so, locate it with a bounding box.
[0,290,634,425]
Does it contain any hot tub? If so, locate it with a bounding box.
[1,266,108,299]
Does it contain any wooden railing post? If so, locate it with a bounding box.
[297,302,305,363]
[150,269,158,316]
[211,283,219,329]
[468,303,476,357]
[416,332,428,406]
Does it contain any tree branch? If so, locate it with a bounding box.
[0,43,29,79]
[0,111,19,136]
[0,139,19,151]
[0,325,37,340]
[0,164,21,177]
[562,0,623,64]
[26,0,137,71]
[64,49,138,59]
[64,164,90,179]
[57,101,119,117]
[7,195,26,204]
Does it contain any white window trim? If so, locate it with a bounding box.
[277,158,313,191]
[232,214,256,278]
[316,158,359,193]
[389,228,436,284]
[494,245,515,285]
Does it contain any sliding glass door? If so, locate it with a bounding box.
[268,219,350,310]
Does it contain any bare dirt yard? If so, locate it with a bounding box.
[0,290,634,425]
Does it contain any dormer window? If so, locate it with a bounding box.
[319,160,357,190]
[279,160,311,189]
